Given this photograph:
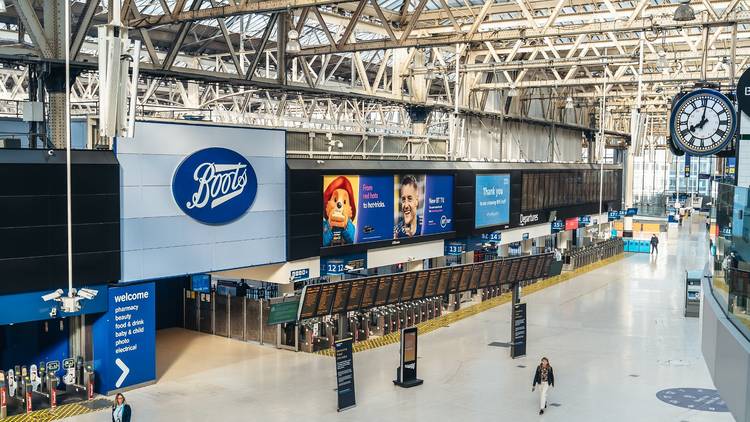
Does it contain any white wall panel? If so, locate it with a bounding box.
[367,240,444,269]
[118,120,286,282]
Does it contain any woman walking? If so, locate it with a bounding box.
[532,357,555,415]
[112,393,132,422]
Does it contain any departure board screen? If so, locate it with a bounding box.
[516,258,529,282]
[523,256,538,281]
[374,276,392,307]
[299,285,320,319]
[401,272,418,301]
[489,260,503,287]
[541,255,554,277]
[316,283,337,316]
[458,265,473,292]
[360,277,379,309]
[388,273,406,304]
[532,255,545,278]
[413,271,430,300]
[479,262,494,288]
[498,260,511,285]
[468,263,482,290]
[448,265,463,293]
[346,279,366,312]
[437,267,452,296]
[331,282,351,314]
[507,258,521,283]
[424,269,441,298]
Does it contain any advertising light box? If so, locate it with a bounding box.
[475,174,511,228]
[322,174,453,247]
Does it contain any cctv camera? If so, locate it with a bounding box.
[77,288,98,300]
[49,307,57,318]
[47,150,55,157]
[42,289,64,302]
[336,141,343,149]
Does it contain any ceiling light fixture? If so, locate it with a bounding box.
[286,29,301,54]
[674,0,696,22]
[565,96,574,109]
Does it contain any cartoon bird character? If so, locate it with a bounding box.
[323,176,356,246]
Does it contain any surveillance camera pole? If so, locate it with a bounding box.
[64,0,73,300]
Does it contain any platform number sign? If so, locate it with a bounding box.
[669,88,737,156]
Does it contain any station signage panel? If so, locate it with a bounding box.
[475,174,511,228]
[93,282,156,394]
[322,174,453,247]
[578,215,591,226]
[608,211,621,221]
[565,218,579,230]
[290,268,310,281]
[172,147,258,225]
[551,220,564,233]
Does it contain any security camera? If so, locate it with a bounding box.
[49,307,57,318]
[42,289,64,302]
[47,150,55,157]
[344,265,354,271]
[336,141,343,149]
[77,288,98,300]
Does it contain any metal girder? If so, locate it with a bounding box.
[71,0,99,59]
[128,0,354,29]
[162,0,204,70]
[296,14,750,56]
[245,13,279,80]
[337,0,368,49]
[11,0,53,58]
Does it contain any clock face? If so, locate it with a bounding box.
[670,89,736,156]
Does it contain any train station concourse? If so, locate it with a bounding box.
[1,0,750,421]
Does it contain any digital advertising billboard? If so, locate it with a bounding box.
[322,174,453,247]
[475,174,511,228]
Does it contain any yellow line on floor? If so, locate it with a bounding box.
[2,399,112,422]
[316,253,627,357]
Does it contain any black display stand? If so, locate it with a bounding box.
[334,338,356,411]
[511,302,527,359]
[394,327,423,388]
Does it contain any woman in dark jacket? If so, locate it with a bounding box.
[532,357,555,415]
[112,393,132,422]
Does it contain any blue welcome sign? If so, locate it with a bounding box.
[172,147,258,224]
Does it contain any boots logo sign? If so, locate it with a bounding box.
[172,147,258,224]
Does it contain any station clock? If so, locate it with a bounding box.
[669,88,737,156]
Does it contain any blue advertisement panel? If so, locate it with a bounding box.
[475,174,511,228]
[474,174,510,228]
[323,174,453,246]
[93,282,156,394]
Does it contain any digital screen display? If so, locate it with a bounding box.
[424,269,441,298]
[479,262,493,288]
[300,285,320,319]
[541,255,554,277]
[498,260,511,285]
[347,279,366,312]
[437,267,452,296]
[403,330,417,363]
[316,283,337,316]
[516,258,529,282]
[448,266,463,293]
[331,283,351,314]
[522,256,537,280]
[414,271,430,300]
[469,263,482,290]
[489,260,503,287]
[534,255,548,278]
[401,272,418,302]
[507,258,521,283]
[475,174,511,228]
[388,274,406,304]
[322,174,454,247]
[360,277,379,309]
[374,276,392,307]
[458,265,473,292]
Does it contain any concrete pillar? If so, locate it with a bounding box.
[44,0,69,148]
[623,148,635,231]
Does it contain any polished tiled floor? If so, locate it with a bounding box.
[73,223,732,421]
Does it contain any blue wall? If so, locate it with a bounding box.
[0,117,87,148]
[0,285,108,325]
[0,318,71,372]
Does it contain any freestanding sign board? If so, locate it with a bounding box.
[394,327,423,388]
[93,282,156,394]
[334,338,356,412]
[511,302,527,359]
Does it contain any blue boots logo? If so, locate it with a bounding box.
[172,147,258,224]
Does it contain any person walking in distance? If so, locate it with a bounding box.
[650,234,659,255]
[532,357,555,415]
[112,393,131,422]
